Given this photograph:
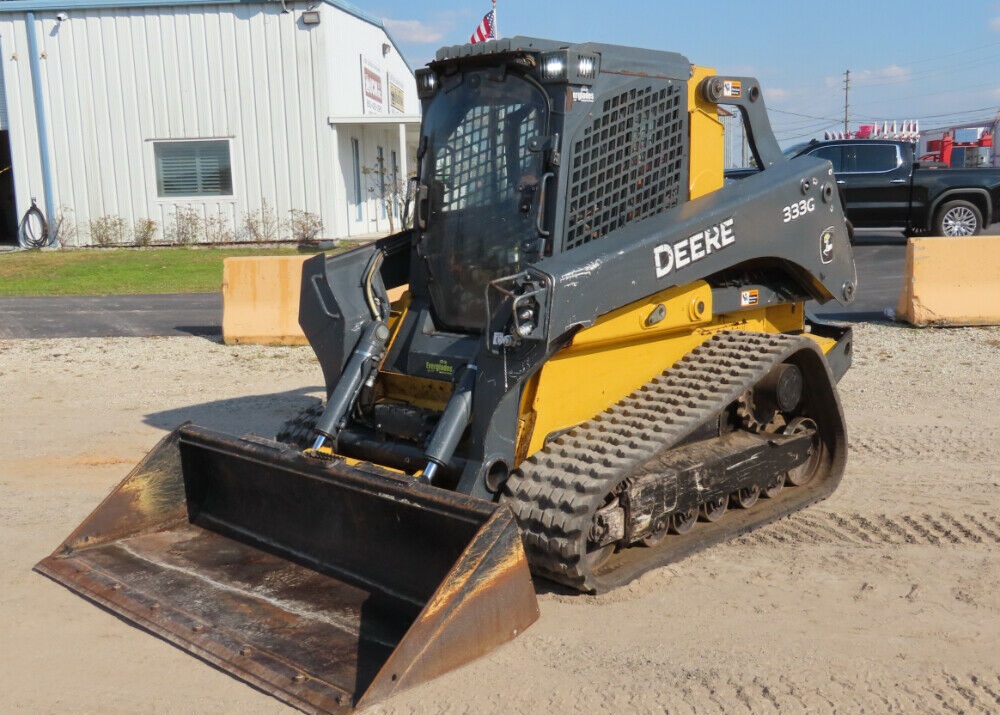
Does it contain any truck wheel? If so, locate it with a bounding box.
[934,200,982,237]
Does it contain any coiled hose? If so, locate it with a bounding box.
[18,198,49,249]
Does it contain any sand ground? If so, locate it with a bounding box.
[1,323,998,714]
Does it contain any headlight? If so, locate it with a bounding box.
[540,53,567,81]
[539,51,599,84]
[416,69,438,98]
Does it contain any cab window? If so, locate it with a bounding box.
[808,146,842,172]
[809,144,899,173]
[851,145,900,172]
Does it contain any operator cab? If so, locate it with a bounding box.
[415,66,553,333]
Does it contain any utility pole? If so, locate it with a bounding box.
[843,70,850,135]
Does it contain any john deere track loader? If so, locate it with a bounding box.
[37,38,856,713]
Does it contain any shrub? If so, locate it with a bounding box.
[286,209,324,243]
[203,210,235,243]
[242,198,280,243]
[166,207,202,245]
[132,218,158,247]
[53,205,78,247]
[88,215,128,247]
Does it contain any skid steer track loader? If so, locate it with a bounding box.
[37,37,856,713]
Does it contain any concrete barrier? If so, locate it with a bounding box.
[895,236,1000,326]
[222,255,408,345]
[222,255,312,345]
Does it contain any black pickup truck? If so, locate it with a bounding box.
[727,139,1000,237]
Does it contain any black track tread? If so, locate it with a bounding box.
[503,331,815,592]
[275,401,324,450]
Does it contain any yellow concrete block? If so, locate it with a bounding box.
[222,255,409,346]
[222,256,312,345]
[895,236,1000,326]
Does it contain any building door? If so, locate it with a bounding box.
[348,136,366,236]
[0,43,16,244]
[0,132,16,243]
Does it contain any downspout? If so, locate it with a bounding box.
[25,12,56,243]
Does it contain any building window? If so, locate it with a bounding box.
[377,146,386,218]
[351,138,362,221]
[391,149,399,217]
[154,140,233,197]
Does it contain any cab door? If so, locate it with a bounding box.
[806,143,911,228]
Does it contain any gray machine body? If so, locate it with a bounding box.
[299,37,856,500]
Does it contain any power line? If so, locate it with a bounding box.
[769,107,842,122]
[899,39,1000,67]
[852,52,1000,89]
[769,41,1000,101]
[852,105,999,123]
[854,81,1000,112]
[775,123,841,142]
[772,118,837,133]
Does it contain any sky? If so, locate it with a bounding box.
[370,0,1000,146]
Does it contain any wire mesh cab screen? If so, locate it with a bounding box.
[564,82,687,251]
[419,71,548,332]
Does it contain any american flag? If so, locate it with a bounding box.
[469,8,496,44]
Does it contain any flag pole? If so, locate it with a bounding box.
[493,0,499,40]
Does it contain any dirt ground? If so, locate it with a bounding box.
[1,323,998,714]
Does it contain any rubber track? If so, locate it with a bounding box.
[503,330,822,592]
[275,401,324,450]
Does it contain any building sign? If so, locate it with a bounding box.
[361,57,384,114]
[388,73,405,114]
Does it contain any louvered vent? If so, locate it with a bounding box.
[155,140,233,197]
[564,83,686,251]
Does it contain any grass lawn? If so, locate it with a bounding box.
[0,245,336,296]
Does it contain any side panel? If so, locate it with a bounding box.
[520,281,807,458]
[538,156,856,342]
[688,65,724,200]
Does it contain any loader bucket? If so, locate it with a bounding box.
[35,424,539,713]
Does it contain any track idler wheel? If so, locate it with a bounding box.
[641,521,669,547]
[784,416,822,486]
[668,507,698,535]
[585,494,621,568]
[732,485,760,509]
[700,496,728,522]
[763,473,786,498]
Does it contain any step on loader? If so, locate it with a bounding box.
[37,37,857,713]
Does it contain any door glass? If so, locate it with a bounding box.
[854,145,899,172]
[809,145,843,172]
[418,71,549,332]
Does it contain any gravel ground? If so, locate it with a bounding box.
[1,322,998,713]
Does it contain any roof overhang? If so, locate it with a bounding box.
[0,0,415,71]
[327,115,421,126]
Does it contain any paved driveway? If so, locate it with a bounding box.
[2,228,995,338]
[0,293,221,339]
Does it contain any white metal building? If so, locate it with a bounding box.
[0,0,420,246]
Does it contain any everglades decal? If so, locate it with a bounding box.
[654,217,736,279]
[820,226,835,264]
[425,360,455,377]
